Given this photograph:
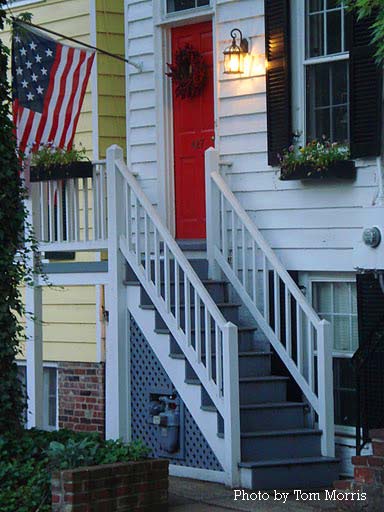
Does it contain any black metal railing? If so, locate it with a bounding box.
[353,316,384,454]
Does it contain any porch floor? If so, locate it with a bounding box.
[168,477,344,511]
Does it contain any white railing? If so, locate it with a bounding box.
[31,160,108,252]
[107,146,240,485]
[205,148,335,457]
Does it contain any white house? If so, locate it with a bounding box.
[25,0,384,489]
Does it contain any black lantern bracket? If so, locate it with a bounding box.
[230,28,249,54]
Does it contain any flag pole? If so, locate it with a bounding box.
[12,18,143,71]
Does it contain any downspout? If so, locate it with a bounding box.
[374,69,384,205]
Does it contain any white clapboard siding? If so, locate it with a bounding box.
[125,0,379,272]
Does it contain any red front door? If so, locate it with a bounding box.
[172,22,214,239]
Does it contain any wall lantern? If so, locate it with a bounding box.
[223,28,249,74]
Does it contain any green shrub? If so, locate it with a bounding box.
[0,429,150,512]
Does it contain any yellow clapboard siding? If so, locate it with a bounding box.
[96,0,126,158]
[43,323,96,343]
[43,286,95,305]
[44,342,96,362]
[44,304,96,324]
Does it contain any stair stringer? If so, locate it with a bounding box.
[126,284,226,471]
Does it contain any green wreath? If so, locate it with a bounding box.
[166,43,208,100]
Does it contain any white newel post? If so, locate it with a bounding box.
[106,145,130,440]
[317,319,335,457]
[25,194,43,428]
[205,147,221,280]
[222,322,241,487]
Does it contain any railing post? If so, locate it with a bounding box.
[317,319,335,457]
[205,147,221,280]
[222,322,241,487]
[25,195,43,428]
[106,145,131,441]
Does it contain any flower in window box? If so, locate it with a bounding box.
[29,142,93,182]
[279,139,356,181]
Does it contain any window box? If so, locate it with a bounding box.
[30,160,93,182]
[280,159,356,182]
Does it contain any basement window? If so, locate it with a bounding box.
[167,0,209,13]
[17,364,58,430]
[312,280,358,430]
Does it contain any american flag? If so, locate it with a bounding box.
[12,24,95,155]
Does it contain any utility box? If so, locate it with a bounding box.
[149,391,184,459]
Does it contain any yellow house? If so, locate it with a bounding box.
[2,0,125,433]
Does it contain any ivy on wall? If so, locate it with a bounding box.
[0,2,34,434]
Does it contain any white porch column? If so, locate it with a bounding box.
[205,147,221,280]
[25,196,43,428]
[105,145,130,440]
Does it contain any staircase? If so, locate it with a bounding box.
[125,252,339,489]
[29,145,339,488]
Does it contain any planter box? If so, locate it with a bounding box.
[30,161,93,182]
[51,459,168,512]
[280,160,356,181]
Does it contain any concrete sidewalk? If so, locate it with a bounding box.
[168,477,346,511]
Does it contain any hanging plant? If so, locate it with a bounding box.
[166,43,208,100]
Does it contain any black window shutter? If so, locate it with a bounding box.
[350,13,383,159]
[264,0,291,166]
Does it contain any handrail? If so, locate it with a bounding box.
[107,145,240,486]
[115,158,229,328]
[212,171,321,327]
[205,147,335,458]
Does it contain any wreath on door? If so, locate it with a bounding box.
[166,43,208,100]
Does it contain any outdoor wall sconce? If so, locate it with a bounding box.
[223,28,249,74]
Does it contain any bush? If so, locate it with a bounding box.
[0,429,150,512]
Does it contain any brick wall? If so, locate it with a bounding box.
[51,459,168,512]
[334,429,384,511]
[58,362,105,435]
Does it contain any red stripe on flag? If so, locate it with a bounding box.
[47,47,76,144]
[19,109,36,154]
[33,44,63,150]
[67,52,95,149]
[59,50,87,148]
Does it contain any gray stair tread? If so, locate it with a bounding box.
[170,351,271,359]
[241,428,322,438]
[240,401,305,410]
[240,376,289,382]
[239,456,339,468]
[155,325,258,334]
[201,405,217,412]
[238,351,272,357]
[169,353,185,360]
[184,378,200,385]
[140,302,241,309]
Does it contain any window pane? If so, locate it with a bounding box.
[332,61,348,105]
[309,13,324,57]
[313,282,332,313]
[334,282,349,313]
[351,317,359,352]
[309,0,323,12]
[327,0,338,8]
[333,106,348,142]
[326,10,342,54]
[167,0,208,12]
[333,358,357,426]
[344,12,351,51]
[334,316,351,351]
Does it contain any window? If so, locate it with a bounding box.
[167,0,209,13]
[312,281,358,428]
[292,0,350,143]
[17,365,58,430]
